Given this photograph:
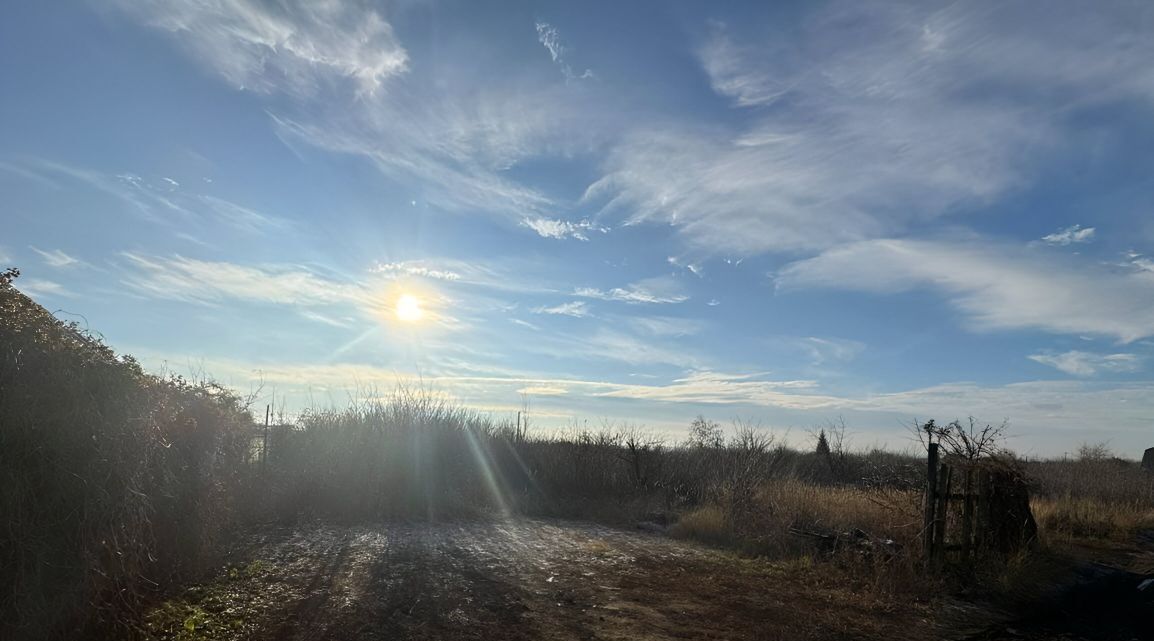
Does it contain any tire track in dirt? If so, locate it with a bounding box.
[188,519,933,641]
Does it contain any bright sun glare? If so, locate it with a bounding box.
[395,294,424,323]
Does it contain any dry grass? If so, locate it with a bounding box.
[673,479,922,553]
[1026,456,1154,542]
[1032,495,1154,542]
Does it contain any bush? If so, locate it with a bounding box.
[0,279,253,640]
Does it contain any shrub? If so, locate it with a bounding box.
[0,279,253,640]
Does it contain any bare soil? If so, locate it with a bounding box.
[143,519,939,641]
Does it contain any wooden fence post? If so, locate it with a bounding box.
[923,442,939,560]
[960,467,974,563]
[262,403,270,473]
[932,463,952,568]
[974,469,990,553]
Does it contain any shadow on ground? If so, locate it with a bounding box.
[141,519,936,641]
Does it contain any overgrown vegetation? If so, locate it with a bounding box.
[1,272,254,640]
[1026,443,1154,542]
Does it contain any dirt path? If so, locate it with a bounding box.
[148,519,936,641]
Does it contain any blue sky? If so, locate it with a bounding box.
[3,0,1154,456]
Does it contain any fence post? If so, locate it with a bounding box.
[923,442,939,561]
[974,470,990,553]
[933,463,952,568]
[262,403,270,473]
[960,467,974,563]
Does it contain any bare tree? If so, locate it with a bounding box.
[686,415,724,449]
[914,417,1007,461]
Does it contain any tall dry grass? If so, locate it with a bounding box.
[260,391,529,520]
[1026,456,1154,541]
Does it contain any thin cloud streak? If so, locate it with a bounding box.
[31,247,82,269]
[776,238,1154,343]
[1028,350,1141,377]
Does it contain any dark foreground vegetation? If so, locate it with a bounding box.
[3,272,1153,640]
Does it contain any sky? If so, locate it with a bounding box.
[3,1,1154,457]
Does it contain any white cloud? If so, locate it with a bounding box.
[298,310,354,328]
[535,21,593,81]
[521,217,607,241]
[576,329,698,367]
[799,337,865,365]
[198,195,285,233]
[119,253,366,308]
[1041,224,1095,246]
[116,0,408,96]
[667,256,703,277]
[625,316,703,337]
[30,247,81,269]
[532,301,589,317]
[574,276,688,305]
[371,261,462,281]
[535,21,564,63]
[587,1,1154,254]
[776,238,1154,342]
[1127,253,1154,273]
[114,0,620,233]
[1028,350,1141,377]
[20,279,69,298]
[696,22,791,107]
[4,158,284,235]
[596,371,831,409]
[516,385,569,396]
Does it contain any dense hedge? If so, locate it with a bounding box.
[0,271,254,640]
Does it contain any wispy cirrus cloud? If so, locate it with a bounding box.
[515,384,569,396]
[799,337,866,366]
[20,278,70,298]
[532,301,589,317]
[775,238,1154,342]
[624,316,703,337]
[596,370,831,409]
[119,253,365,308]
[1040,224,1095,246]
[587,1,1154,254]
[535,21,593,82]
[696,21,790,108]
[575,276,688,305]
[371,261,462,282]
[113,1,619,236]
[114,0,408,96]
[3,157,284,236]
[1028,350,1141,377]
[521,217,607,241]
[30,247,82,269]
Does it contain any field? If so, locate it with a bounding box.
[3,275,1153,641]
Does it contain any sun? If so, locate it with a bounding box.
[395,293,424,322]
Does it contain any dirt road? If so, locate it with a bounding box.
[147,519,936,641]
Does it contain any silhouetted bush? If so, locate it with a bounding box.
[0,277,253,640]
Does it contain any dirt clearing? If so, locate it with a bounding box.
[142,519,938,641]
